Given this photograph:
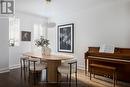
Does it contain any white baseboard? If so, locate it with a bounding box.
[0,64,20,73]
[9,64,20,69]
[0,67,10,73]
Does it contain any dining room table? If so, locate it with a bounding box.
[23,52,74,82]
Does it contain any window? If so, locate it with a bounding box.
[9,17,20,46]
[32,24,45,52]
[33,24,45,40]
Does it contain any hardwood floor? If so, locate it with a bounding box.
[78,70,130,87]
[0,68,130,87]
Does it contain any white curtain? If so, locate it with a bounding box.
[9,17,20,46]
[33,24,44,40]
[32,24,45,53]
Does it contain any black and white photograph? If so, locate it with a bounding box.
[58,23,74,53]
[21,31,31,41]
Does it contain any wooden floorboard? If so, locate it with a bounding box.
[0,68,130,87]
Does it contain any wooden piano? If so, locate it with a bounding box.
[85,47,130,83]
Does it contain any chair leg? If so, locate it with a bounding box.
[28,71,30,83]
[20,59,22,69]
[28,61,30,83]
[25,60,28,71]
[69,73,71,87]
[69,64,72,87]
[75,72,77,87]
[33,62,36,85]
[67,74,68,82]
[23,60,27,77]
[23,59,26,69]
[23,67,26,81]
[20,59,23,77]
[20,59,26,79]
[57,72,62,86]
[66,74,68,86]
[46,68,48,82]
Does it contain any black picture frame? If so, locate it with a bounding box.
[21,31,31,41]
[58,23,74,53]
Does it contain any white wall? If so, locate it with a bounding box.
[0,18,9,72]
[48,0,130,69]
[9,12,48,69]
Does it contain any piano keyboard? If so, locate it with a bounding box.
[88,56,130,63]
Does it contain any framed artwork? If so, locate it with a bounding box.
[21,31,31,41]
[57,23,74,53]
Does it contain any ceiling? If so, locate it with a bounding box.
[15,0,52,17]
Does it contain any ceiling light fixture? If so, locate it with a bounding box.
[46,0,51,2]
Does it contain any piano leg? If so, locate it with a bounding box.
[90,65,92,80]
[85,59,87,75]
[113,71,116,87]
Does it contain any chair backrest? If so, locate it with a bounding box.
[63,59,77,73]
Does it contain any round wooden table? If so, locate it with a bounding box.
[23,52,74,82]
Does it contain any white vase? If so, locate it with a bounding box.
[41,47,45,56]
[44,47,51,56]
[42,47,51,56]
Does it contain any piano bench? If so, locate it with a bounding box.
[90,64,117,87]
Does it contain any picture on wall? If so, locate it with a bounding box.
[58,23,74,53]
[21,31,31,41]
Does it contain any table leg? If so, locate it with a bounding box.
[47,60,61,82]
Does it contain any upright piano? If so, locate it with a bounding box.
[85,47,130,83]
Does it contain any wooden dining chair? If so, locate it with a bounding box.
[20,56,29,70]
[28,57,48,84]
[57,59,77,87]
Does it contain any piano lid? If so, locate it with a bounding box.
[85,47,130,60]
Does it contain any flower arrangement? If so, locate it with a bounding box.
[35,36,49,47]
